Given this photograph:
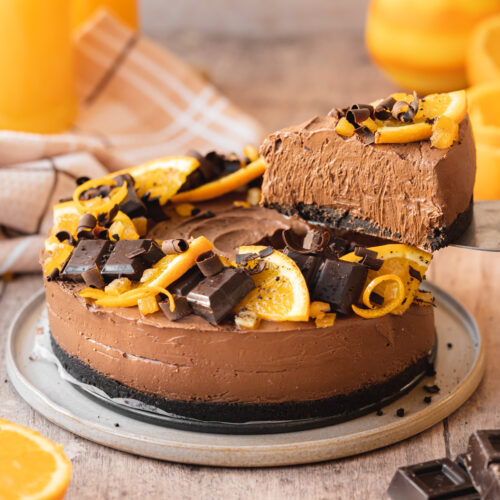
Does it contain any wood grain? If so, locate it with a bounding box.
[1,4,498,498]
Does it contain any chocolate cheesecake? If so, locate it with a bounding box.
[260,93,476,251]
[41,139,438,427]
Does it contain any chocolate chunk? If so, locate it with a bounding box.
[142,194,168,222]
[61,240,111,281]
[354,246,383,270]
[187,268,255,325]
[424,396,432,404]
[98,205,120,227]
[81,265,105,289]
[101,240,154,281]
[424,384,440,394]
[162,239,189,254]
[426,363,437,377]
[196,251,224,277]
[168,266,204,296]
[282,248,322,289]
[180,150,226,191]
[76,176,90,185]
[311,259,368,315]
[159,295,192,321]
[388,458,480,499]
[329,237,350,257]
[464,430,500,500]
[396,408,405,417]
[119,197,146,219]
[354,126,375,145]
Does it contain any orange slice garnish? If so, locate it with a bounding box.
[0,418,72,500]
[234,245,309,322]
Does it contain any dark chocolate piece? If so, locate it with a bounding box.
[81,265,105,290]
[346,107,371,125]
[114,173,147,219]
[354,126,375,145]
[47,268,60,281]
[55,230,71,243]
[258,246,274,258]
[375,96,396,120]
[423,396,432,404]
[61,240,111,281]
[235,252,259,264]
[76,176,90,185]
[354,246,384,271]
[196,251,224,277]
[142,194,168,222]
[376,409,383,416]
[282,248,322,290]
[311,259,368,315]
[303,229,330,253]
[388,458,479,499]
[101,240,153,281]
[370,291,385,306]
[396,408,405,417]
[187,268,255,325]
[464,430,500,500]
[98,205,120,226]
[159,295,192,321]
[162,239,189,254]
[142,240,165,265]
[168,266,204,296]
[76,213,97,239]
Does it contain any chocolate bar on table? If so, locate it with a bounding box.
[464,430,500,500]
[388,458,480,499]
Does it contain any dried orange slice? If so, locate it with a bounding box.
[234,246,309,322]
[0,418,72,500]
[171,157,266,204]
[341,244,432,315]
[109,156,200,205]
[374,90,467,145]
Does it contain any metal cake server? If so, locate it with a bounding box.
[452,200,500,252]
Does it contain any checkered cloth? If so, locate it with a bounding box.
[0,12,261,274]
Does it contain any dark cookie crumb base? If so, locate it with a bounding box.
[51,333,433,423]
[265,198,473,251]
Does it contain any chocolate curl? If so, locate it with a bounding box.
[162,239,189,254]
[77,213,97,231]
[282,228,312,255]
[392,92,419,123]
[55,230,71,242]
[244,260,266,275]
[346,107,371,126]
[82,265,105,290]
[354,126,375,145]
[196,250,224,277]
[374,96,396,120]
[303,229,330,253]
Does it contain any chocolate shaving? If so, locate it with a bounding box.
[162,239,189,254]
[303,229,330,253]
[196,250,224,277]
[374,96,396,120]
[47,268,60,281]
[77,213,97,232]
[258,246,274,258]
[235,252,259,265]
[245,260,266,275]
[392,92,420,123]
[55,230,71,242]
[346,107,371,125]
[282,228,316,255]
[409,265,422,281]
[82,265,105,289]
[354,126,375,145]
[76,229,93,240]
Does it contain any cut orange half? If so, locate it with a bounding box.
[0,418,72,500]
[234,246,310,322]
[341,244,432,315]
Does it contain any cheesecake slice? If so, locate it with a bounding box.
[260,93,476,251]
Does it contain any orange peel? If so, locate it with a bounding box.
[353,274,405,318]
[171,157,266,203]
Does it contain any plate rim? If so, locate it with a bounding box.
[5,284,486,467]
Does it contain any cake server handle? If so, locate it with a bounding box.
[451,200,500,252]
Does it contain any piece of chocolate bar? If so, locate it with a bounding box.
[159,295,192,321]
[168,266,204,296]
[187,268,255,325]
[115,173,147,219]
[282,248,322,289]
[312,259,368,315]
[464,430,500,500]
[61,240,112,281]
[101,240,163,281]
[388,458,480,499]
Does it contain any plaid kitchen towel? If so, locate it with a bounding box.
[0,11,261,274]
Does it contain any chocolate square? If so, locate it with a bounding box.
[60,240,112,281]
[159,295,192,321]
[186,268,255,325]
[168,266,204,296]
[388,458,479,499]
[282,248,322,289]
[311,259,367,315]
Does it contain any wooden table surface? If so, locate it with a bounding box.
[1,4,500,499]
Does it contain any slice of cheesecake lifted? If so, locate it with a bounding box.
[260,90,476,251]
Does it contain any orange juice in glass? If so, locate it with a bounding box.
[72,0,139,31]
[0,0,77,133]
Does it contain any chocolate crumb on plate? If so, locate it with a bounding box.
[424,384,440,394]
[424,396,432,404]
[447,342,453,349]
[396,408,405,417]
